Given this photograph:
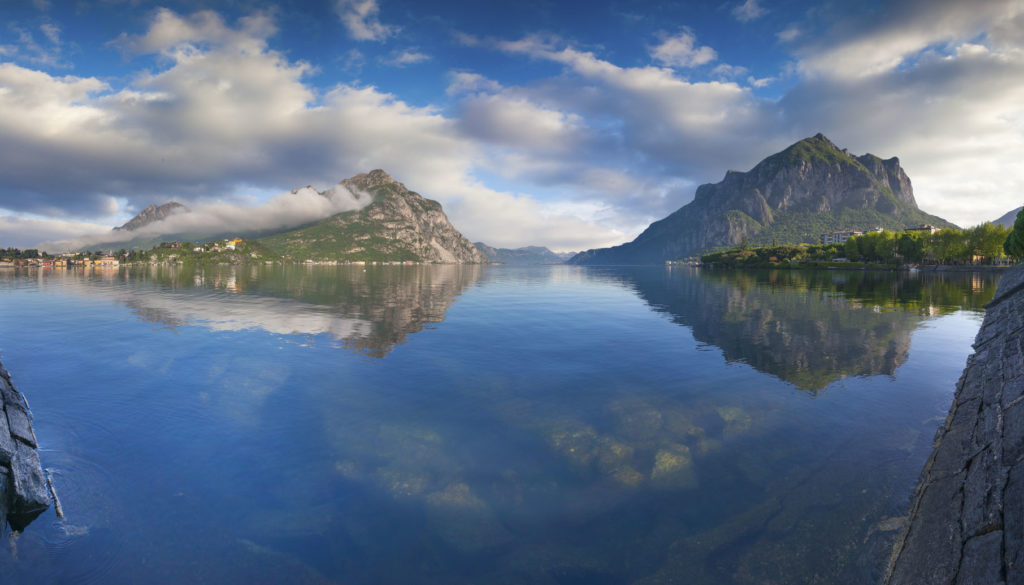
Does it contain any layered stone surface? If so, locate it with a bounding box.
[0,362,50,531]
[887,265,1024,584]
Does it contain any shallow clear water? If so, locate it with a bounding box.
[0,265,999,584]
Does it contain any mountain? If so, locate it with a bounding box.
[569,134,956,265]
[261,170,488,263]
[474,243,574,264]
[114,202,189,231]
[992,206,1023,228]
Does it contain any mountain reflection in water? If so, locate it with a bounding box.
[0,264,1000,585]
[606,267,1000,391]
[39,263,483,357]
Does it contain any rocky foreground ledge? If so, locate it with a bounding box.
[0,362,50,531]
[886,264,1024,584]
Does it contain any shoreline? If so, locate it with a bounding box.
[885,263,1024,583]
[689,262,1015,273]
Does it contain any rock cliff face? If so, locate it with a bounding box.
[262,170,487,264]
[114,202,189,231]
[570,134,954,265]
[0,362,51,532]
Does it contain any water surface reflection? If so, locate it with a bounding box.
[0,265,998,585]
[611,267,999,390]
[24,264,483,357]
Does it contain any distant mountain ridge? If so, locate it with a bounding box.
[570,134,956,265]
[474,243,574,264]
[114,202,189,231]
[993,207,1023,228]
[260,170,487,264]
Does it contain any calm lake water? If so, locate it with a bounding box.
[0,264,1000,584]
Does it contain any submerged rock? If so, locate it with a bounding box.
[716,406,754,439]
[650,444,697,489]
[608,401,663,444]
[549,422,601,469]
[596,438,634,475]
[424,483,513,552]
[609,466,645,487]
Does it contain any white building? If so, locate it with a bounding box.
[821,230,864,245]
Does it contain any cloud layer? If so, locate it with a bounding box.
[43,184,372,252]
[3,1,1024,252]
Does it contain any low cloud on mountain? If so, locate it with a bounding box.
[42,183,370,252]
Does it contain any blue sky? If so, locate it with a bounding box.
[2,0,1023,251]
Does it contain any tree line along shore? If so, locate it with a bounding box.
[699,220,1023,269]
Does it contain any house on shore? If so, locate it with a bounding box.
[904,224,940,234]
[820,230,865,245]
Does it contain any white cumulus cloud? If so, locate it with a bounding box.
[334,0,398,42]
[733,0,768,23]
[650,31,717,68]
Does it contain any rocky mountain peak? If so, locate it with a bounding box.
[570,135,953,265]
[342,169,398,191]
[262,171,488,264]
[114,201,189,231]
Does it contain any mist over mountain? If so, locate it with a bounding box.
[570,134,955,265]
[113,202,190,232]
[43,183,371,252]
[261,170,487,264]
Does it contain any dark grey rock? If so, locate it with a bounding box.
[9,441,50,513]
[983,374,1005,408]
[0,375,21,409]
[888,473,964,585]
[0,467,8,507]
[1004,336,1024,384]
[1007,464,1024,584]
[1004,400,1024,466]
[975,319,1002,349]
[956,530,1004,585]
[931,400,981,477]
[962,449,1004,539]
[0,360,50,532]
[972,404,1000,455]
[1005,377,1024,410]
[989,265,1024,307]
[0,411,16,465]
[5,403,37,448]
[958,360,985,405]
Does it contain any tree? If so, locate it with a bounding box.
[871,230,898,262]
[1005,209,1024,259]
[844,236,860,260]
[896,233,924,263]
[927,229,968,263]
[965,223,1008,262]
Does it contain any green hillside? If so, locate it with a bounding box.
[259,171,486,264]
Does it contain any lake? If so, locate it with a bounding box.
[0,264,999,584]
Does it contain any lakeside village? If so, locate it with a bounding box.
[692,222,1020,269]
[3,220,1022,270]
[1,237,430,268]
